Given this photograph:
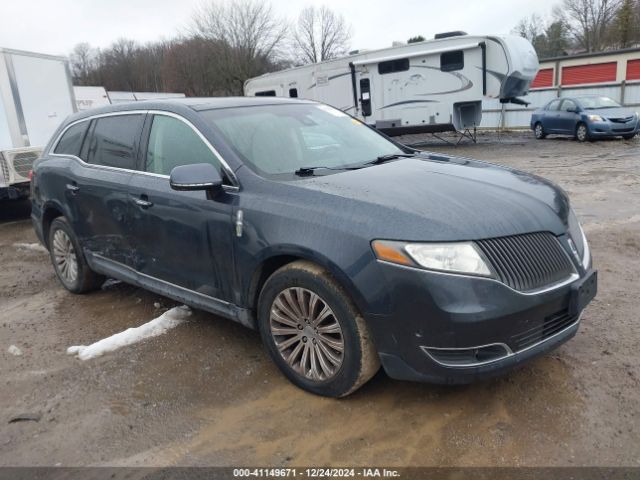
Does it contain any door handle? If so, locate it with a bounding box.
[133,196,153,208]
[66,183,79,193]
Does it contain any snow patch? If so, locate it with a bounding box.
[13,242,48,254]
[67,306,191,361]
[8,345,23,356]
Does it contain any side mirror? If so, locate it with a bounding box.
[169,163,223,196]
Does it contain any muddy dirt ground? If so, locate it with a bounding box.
[1,132,639,467]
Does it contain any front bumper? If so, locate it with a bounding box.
[365,261,596,385]
[587,119,638,137]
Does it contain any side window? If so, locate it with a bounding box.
[547,99,562,111]
[53,121,89,157]
[378,58,410,75]
[562,99,577,111]
[255,90,276,97]
[441,50,464,72]
[87,115,144,169]
[145,115,227,182]
[289,88,298,98]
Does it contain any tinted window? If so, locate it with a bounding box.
[87,115,144,169]
[255,90,276,97]
[441,50,464,72]
[54,121,89,157]
[546,99,562,111]
[378,58,410,75]
[146,115,226,181]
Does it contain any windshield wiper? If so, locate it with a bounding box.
[362,152,419,166]
[294,165,363,176]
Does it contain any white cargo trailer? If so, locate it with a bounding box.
[74,86,111,111]
[245,32,539,139]
[0,48,76,199]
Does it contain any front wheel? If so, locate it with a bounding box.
[622,133,637,140]
[576,123,590,142]
[534,122,546,139]
[258,261,380,397]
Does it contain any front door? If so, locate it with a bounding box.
[557,99,580,134]
[128,113,237,302]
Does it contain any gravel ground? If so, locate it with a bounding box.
[0,132,639,467]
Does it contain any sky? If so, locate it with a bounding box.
[0,0,559,57]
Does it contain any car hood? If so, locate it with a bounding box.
[294,156,570,241]
[585,107,637,119]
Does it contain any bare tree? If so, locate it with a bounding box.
[190,0,287,94]
[558,0,622,51]
[70,43,95,85]
[291,5,352,64]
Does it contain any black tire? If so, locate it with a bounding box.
[622,133,636,140]
[575,122,590,142]
[534,122,546,139]
[257,260,380,397]
[48,217,104,294]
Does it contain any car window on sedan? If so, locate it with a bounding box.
[86,114,144,170]
[546,99,562,111]
[145,115,227,182]
[562,99,578,111]
[53,121,89,157]
[201,104,405,178]
[576,96,621,109]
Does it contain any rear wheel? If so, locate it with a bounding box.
[534,122,546,139]
[48,217,104,293]
[575,123,590,142]
[258,260,380,397]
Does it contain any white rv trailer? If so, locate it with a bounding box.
[244,32,539,137]
[0,48,76,199]
[107,91,186,103]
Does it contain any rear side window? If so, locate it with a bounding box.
[378,58,410,74]
[87,115,144,169]
[145,115,227,182]
[441,50,464,72]
[53,122,89,157]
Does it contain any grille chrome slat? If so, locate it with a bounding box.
[476,232,574,292]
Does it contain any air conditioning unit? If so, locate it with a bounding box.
[0,146,42,186]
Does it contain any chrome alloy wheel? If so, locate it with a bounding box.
[270,287,344,381]
[577,124,588,142]
[535,123,544,139]
[52,229,78,283]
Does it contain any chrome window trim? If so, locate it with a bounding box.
[48,109,240,191]
[420,312,582,368]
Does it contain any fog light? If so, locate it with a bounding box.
[421,343,512,367]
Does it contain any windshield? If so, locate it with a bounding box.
[201,103,405,178]
[576,96,621,109]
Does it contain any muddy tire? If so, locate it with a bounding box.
[257,260,380,397]
[534,122,546,139]
[576,123,590,142]
[48,217,104,294]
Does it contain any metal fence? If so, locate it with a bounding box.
[480,81,640,129]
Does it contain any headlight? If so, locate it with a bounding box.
[587,114,604,122]
[372,240,492,276]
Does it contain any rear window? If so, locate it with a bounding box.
[86,115,144,170]
[53,121,89,157]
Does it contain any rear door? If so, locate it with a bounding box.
[544,99,563,132]
[127,112,237,302]
[72,112,144,266]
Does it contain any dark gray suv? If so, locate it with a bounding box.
[31,98,597,397]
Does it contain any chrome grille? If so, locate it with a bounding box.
[475,232,574,292]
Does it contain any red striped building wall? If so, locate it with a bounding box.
[627,59,640,80]
[561,62,617,85]
[531,68,554,88]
